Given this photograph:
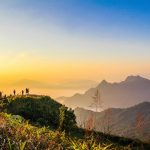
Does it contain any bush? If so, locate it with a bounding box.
[7,96,61,128]
[7,96,77,132]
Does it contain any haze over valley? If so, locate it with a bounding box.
[57,75,150,110]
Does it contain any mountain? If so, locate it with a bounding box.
[56,96,68,103]
[57,75,150,109]
[74,102,150,141]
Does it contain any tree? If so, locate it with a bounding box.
[90,88,102,112]
[85,114,95,131]
[135,112,145,139]
[103,109,113,134]
[58,106,77,133]
[58,106,65,131]
[13,90,16,96]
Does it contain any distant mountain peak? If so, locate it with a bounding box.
[101,80,108,84]
[132,101,150,109]
[99,80,109,86]
[125,75,146,82]
[62,75,150,110]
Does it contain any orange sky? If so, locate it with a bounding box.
[0,53,150,98]
[1,1,150,98]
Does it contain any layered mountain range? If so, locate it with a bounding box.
[57,75,150,110]
[74,102,150,141]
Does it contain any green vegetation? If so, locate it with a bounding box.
[7,96,62,128]
[7,96,76,132]
[0,95,150,150]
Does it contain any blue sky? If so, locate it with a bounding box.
[14,0,150,38]
[1,1,150,47]
[0,0,150,93]
[1,0,150,56]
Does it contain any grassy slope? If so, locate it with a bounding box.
[0,96,150,150]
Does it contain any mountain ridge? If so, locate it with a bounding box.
[56,75,150,109]
[74,101,150,141]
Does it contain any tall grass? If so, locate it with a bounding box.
[0,112,136,150]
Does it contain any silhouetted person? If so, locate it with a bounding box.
[26,88,29,95]
[22,90,24,96]
[13,89,16,96]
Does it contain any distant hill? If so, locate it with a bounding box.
[12,79,50,88]
[57,75,150,109]
[56,96,68,103]
[74,102,150,141]
[13,79,98,90]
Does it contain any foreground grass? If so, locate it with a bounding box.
[0,112,136,150]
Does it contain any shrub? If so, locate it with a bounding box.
[7,96,62,128]
[7,96,77,133]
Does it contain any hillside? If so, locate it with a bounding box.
[57,75,150,109]
[0,95,150,149]
[74,102,150,142]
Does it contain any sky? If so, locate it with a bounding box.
[0,0,150,97]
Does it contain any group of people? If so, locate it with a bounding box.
[0,88,30,99]
[13,88,30,96]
